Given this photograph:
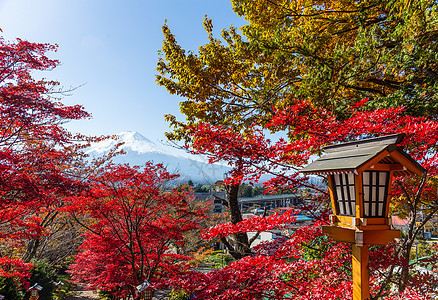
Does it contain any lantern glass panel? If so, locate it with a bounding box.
[144,289,154,300]
[331,173,356,217]
[362,171,389,218]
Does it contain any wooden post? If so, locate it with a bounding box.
[352,244,370,300]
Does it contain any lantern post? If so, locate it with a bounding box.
[55,281,64,299]
[301,134,425,300]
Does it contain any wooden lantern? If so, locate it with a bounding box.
[136,280,156,300]
[55,281,64,299]
[301,134,424,244]
[301,134,425,300]
[27,283,43,300]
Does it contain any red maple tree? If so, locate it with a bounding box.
[67,163,206,297]
[174,100,438,299]
[0,32,95,283]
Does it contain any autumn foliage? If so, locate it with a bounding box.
[2,0,438,299]
[157,0,438,298]
[67,163,206,296]
[0,32,94,287]
[168,100,438,299]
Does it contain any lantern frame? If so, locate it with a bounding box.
[55,281,64,291]
[136,280,156,300]
[27,283,43,300]
[301,134,425,245]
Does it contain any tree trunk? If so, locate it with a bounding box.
[22,238,40,262]
[223,184,251,259]
[398,240,413,293]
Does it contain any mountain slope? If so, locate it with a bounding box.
[86,131,229,183]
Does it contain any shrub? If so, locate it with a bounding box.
[0,276,25,300]
[25,260,56,299]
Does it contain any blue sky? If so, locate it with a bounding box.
[0,0,246,142]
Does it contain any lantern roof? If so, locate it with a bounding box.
[136,280,156,292]
[27,283,43,291]
[301,134,425,176]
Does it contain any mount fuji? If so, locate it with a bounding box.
[85,131,230,183]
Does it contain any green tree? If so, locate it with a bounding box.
[238,184,253,198]
[157,0,438,141]
[194,183,209,192]
[157,1,438,296]
[0,277,24,300]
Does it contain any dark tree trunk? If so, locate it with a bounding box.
[22,238,40,263]
[398,237,414,293]
[223,184,251,259]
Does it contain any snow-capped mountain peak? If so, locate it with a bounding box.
[85,131,230,183]
[119,131,152,142]
[115,131,166,154]
[87,131,176,156]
